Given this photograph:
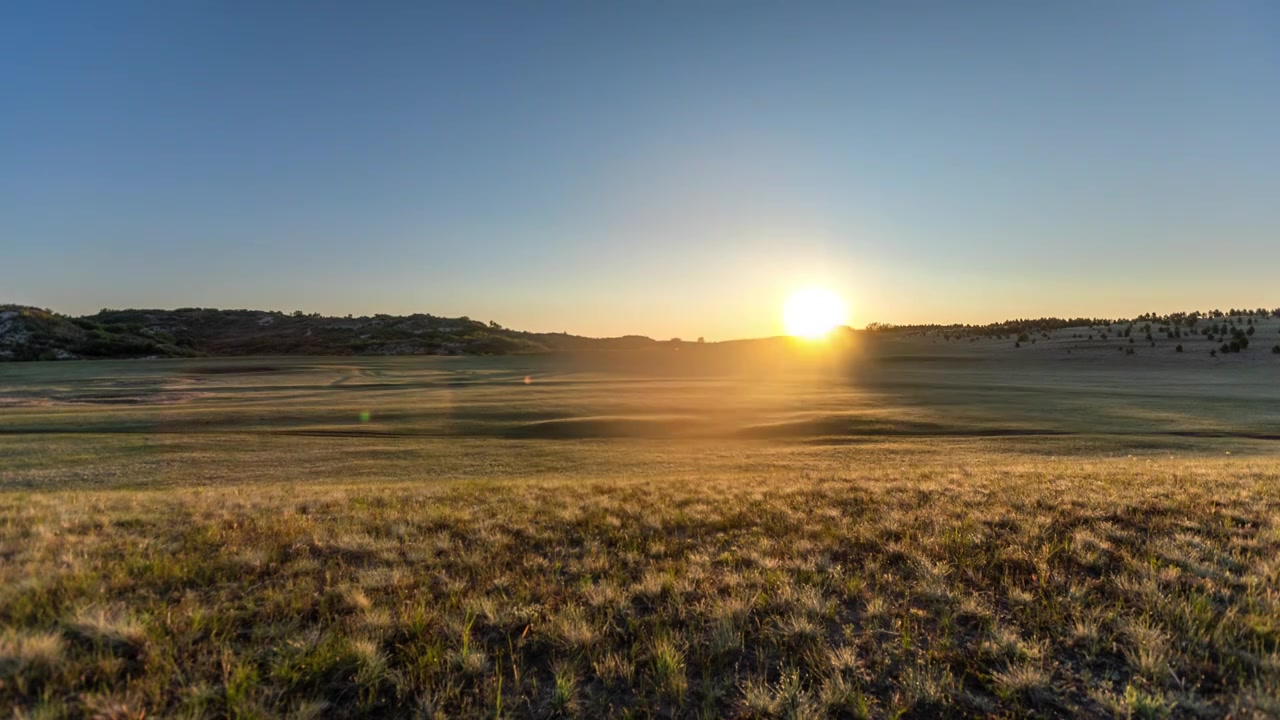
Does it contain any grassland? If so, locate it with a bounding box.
[2,338,1278,718]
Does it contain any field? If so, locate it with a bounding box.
[2,332,1279,718]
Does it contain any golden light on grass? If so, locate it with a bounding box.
[782,287,848,339]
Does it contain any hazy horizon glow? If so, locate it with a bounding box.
[2,2,1277,340]
[783,287,848,339]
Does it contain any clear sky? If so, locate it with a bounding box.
[2,2,1277,339]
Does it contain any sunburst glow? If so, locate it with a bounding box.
[782,287,847,339]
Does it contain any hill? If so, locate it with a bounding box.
[0,306,660,361]
[5,303,1278,362]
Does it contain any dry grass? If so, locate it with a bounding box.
[2,354,1279,716]
[1,450,1277,718]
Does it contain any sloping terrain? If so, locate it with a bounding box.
[0,306,192,361]
[0,306,661,360]
[5,303,1278,362]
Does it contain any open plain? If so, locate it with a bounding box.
[2,329,1279,718]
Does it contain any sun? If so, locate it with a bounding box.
[783,287,848,339]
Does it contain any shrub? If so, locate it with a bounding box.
[1175,344,1183,352]
[1210,349,1217,357]
[1273,345,1280,354]
[1246,326,1255,336]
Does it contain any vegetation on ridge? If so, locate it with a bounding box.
[0,305,658,361]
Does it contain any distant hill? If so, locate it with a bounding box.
[7,303,1276,362]
[0,306,661,361]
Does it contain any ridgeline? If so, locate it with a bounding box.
[0,306,658,361]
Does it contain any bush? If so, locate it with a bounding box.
[1210,349,1217,357]
[1273,345,1280,354]
[1175,344,1183,352]
[1246,326,1255,336]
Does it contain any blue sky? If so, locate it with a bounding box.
[2,1,1277,339]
